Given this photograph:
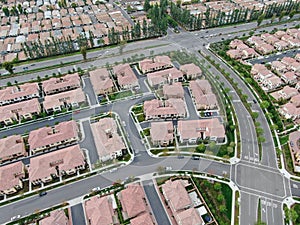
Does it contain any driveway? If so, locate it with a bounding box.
[82,77,98,106]
[143,180,171,225]
[79,120,99,165]
[71,204,86,225]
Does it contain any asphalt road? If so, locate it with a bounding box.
[79,120,99,165]
[183,86,199,120]
[71,204,86,225]
[249,48,300,65]
[142,180,171,225]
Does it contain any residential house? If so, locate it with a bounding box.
[274,30,286,39]
[270,86,298,101]
[147,68,184,88]
[143,98,186,120]
[85,195,118,225]
[189,80,218,110]
[162,179,192,212]
[91,118,126,162]
[42,73,81,95]
[39,210,69,225]
[0,135,26,163]
[250,64,268,76]
[241,48,258,59]
[0,161,25,195]
[29,144,85,185]
[280,101,300,120]
[289,131,300,171]
[163,83,184,99]
[28,120,79,154]
[180,63,202,80]
[139,55,172,74]
[226,49,242,59]
[271,61,287,74]
[254,69,274,82]
[175,208,204,225]
[177,118,225,143]
[281,57,297,68]
[256,43,274,55]
[229,39,244,49]
[262,75,283,91]
[291,62,300,72]
[295,53,300,62]
[131,212,156,225]
[0,83,40,106]
[89,68,114,95]
[112,64,139,90]
[118,184,148,220]
[43,88,86,113]
[281,71,297,85]
[0,98,41,125]
[274,40,289,51]
[150,122,174,146]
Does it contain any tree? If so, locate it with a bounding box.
[2,7,9,16]
[217,193,225,202]
[80,46,87,60]
[289,9,296,19]
[271,14,276,23]
[279,11,286,21]
[257,14,265,26]
[219,205,227,213]
[144,0,151,12]
[2,61,14,74]
[260,100,270,109]
[214,182,222,191]
[196,143,206,153]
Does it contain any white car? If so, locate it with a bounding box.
[10,215,21,221]
[92,187,101,192]
[48,116,54,120]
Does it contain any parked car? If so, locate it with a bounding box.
[192,155,200,160]
[10,215,21,221]
[92,187,101,192]
[39,191,47,196]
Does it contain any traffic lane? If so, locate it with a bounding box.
[0,174,113,224]
[290,180,300,197]
[260,197,283,225]
[71,204,86,225]
[143,180,171,225]
[236,163,285,198]
[239,192,259,225]
[182,157,231,177]
[249,49,300,65]
[0,113,72,139]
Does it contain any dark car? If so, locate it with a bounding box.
[39,191,47,197]
[177,155,184,159]
[253,99,257,104]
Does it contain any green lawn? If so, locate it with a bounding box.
[108,90,132,101]
[279,135,289,145]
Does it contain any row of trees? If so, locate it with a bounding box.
[21,33,93,59]
[2,4,26,17]
[107,19,162,45]
[165,0,300,31]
